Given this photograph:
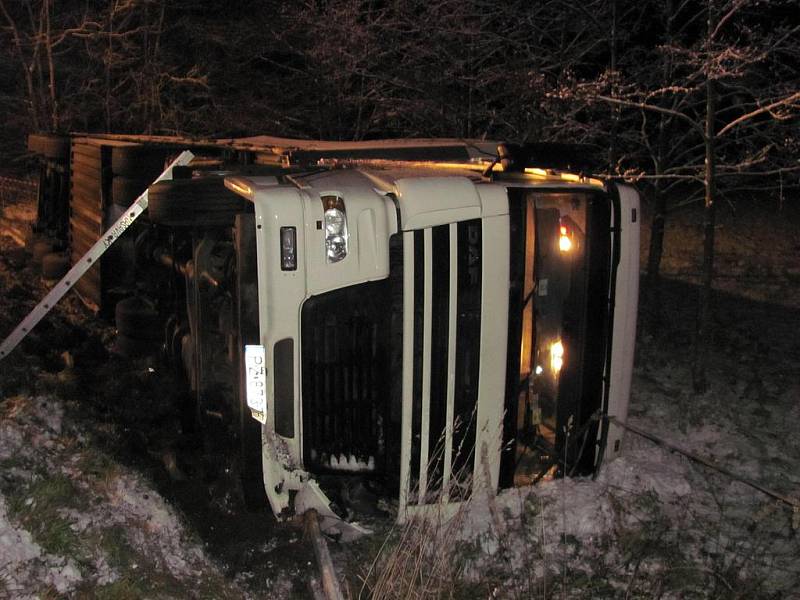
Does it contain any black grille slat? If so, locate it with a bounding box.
[426,225,452,494]
[450,220,482,499]
[410,229,425,490]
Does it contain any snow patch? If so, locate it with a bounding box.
[0,496,82,598]
[107,473,204,578]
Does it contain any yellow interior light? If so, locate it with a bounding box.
[550,340,564,373]
[559,225,573,252]
[224,178,253,200]
[524,167,549,178]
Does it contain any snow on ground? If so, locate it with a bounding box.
[0,496,83,598]
[0,393,247,599]
[441,276,800,597]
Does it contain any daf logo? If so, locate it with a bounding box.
[467,222,481,286]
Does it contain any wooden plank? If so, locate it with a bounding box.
[70,171,103,192]
[304,510,344,600]
[70,184,102,205]
[69,220,101,246]
[71,178,102,199]
[71,143,102,161]
[71,153,103,174]
[70,213,102,242]
[70,200,103,228]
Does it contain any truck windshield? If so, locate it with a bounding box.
[506,189,610,486]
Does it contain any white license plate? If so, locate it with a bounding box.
[244,345,267,423]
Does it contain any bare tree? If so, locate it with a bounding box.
[588,0,800,391]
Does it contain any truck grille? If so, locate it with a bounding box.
[300,220,483,494]
[300,281,394,473]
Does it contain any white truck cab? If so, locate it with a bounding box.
[226,155,639,536]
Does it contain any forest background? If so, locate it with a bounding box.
[2,0,799,388]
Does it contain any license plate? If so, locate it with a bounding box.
[245,345,267,424]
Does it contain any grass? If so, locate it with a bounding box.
[88,525,240,600]
[6,473,82,558]
[0,397,246,599]
[96,526,138,572]
[77,449,124,497]
[93,578,147,600]
[353,469,800,599]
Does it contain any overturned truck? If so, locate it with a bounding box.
[25,133,639,538]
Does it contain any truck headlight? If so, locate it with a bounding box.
[550,340,564,373]
[558,221,573,253]
[322,196,348,263]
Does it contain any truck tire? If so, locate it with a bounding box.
[111,176,151,207]
[115,297,163,340]
[240,414,268,511]
[111,146,168,176]
[41,252,70,280]
[27,134,69,160]
[147,178,247,227]
[32,240,54,264]
[114,333,159,358]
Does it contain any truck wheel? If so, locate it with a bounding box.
[238,350,268,511]
[41,252,70,280]
[239,416,268,511]
[114,334,159,358]
[27,133,69,160]
[147,178,247,227]
[111,146,168,176]
[115,297,163,341]
[111,176,151,207]
[32,239,54,264]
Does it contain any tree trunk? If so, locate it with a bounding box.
[105,0,113,132]
[608,0,619,172]
[646,182,666,281]
[645,175,667,322]
[691,73,716,393]
[44,0,59,131]
[646,0,674,312]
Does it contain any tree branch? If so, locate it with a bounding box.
[717,91,800,137]
[595,94,705,137]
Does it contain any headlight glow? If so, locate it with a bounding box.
[559,224,573,252]
[550,340,564,373]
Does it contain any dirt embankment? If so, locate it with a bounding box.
[0,226,309,597]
